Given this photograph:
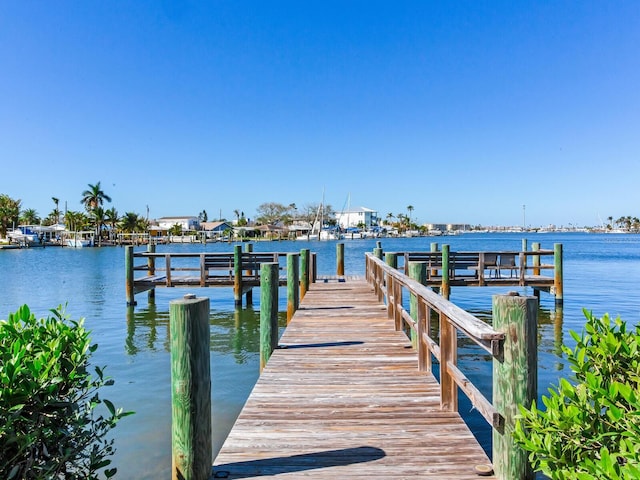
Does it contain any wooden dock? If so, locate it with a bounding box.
[212,279,496,479]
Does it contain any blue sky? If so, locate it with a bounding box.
[1,1,638,228]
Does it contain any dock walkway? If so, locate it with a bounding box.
[212,279,495,479]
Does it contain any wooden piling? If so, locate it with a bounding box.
[408,261,426,349]
[147,243,156,302]
[260,263,279,372]
[430,242,439,280]
[233,244,243,306]
[336,242,345,276]
[439,312,457,412]
[441,244,450,300]
[169,294,211,480]
[532,242,540,276]
[300,248,310,299]
[492,293,537,480]
[554,243,564,306]
[125,246,136,306]
[373,247,383,260]
[244,243,253,305]
[287,253,299,324]
[385,252,398,269]
[311,252,317,283]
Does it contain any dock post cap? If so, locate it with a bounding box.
[184,293,197,299]
[506,291,520,296]
[474,464,494,476]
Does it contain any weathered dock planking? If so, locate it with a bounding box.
[212,279,496,479]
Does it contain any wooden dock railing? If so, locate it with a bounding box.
[365,253,538,479]
[374,243,563,305]
[125,245,317,307]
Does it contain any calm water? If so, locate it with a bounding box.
[1,232,640,478]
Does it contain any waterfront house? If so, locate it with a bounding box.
[201,221,234,240]
[157,216,200,231]
[335,207,379,229]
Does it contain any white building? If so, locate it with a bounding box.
[157,216,200,231]
[335,207,379,229]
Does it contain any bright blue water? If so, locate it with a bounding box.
[1,232,639,478]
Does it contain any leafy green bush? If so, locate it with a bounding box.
[514,310,640,479]
[0,305,133,479]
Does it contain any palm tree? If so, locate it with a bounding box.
[20,208,40,225]
[81,182,112,213]
[51,197,60,224]
[64,211,89,232]
[92,207,106,246]
[105,207,119,241]
[386,213,394,225]
[407,205,414,226]
[233,209,240,224]
[120,212,142,233]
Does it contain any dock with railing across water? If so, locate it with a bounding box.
[137,242,557,479]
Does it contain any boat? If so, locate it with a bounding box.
[319,227,344,240]
[300,192,344,241]
[65,231,94,247]
[7,226,40,245]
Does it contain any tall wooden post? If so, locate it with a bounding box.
[521,238,528,253]
[336,242,345,276]
[300,248,310,299]
[244,243,254,305]
[439,312,457,412]
[373,247,383,260]
[147,243,156,302]
[385,252,397,269]
[532,242,541,276]
[125,246,136,306]
[233,244,243,307]
[287,253,299,324]
[311,253,317,283]
[492,293,537,480]
[376,240,382,249]
[554,243,564,306]
[441,244,450,300]
[170,295,211,480]
[408,262,427,349]
[260,263,279,372]
[430,242,439,284]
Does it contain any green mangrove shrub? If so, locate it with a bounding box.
[514,310,640,479]
[0,305,133,479]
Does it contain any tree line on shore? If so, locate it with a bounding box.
[0,182,425,239]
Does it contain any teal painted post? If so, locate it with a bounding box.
[408,261,427,349]
[233,244,243,306]
[522,238,528,253]
[385,252,397,269]
[287,253,299,324]
[300,248,310,299]
[554,243,563,306]
[492,293,537,480]
[441,244,450,300]
[336,242,345,276]
[260,263,279,372]
[125,246,136,306]
[170,294,211,480]
[373,247,383,260]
